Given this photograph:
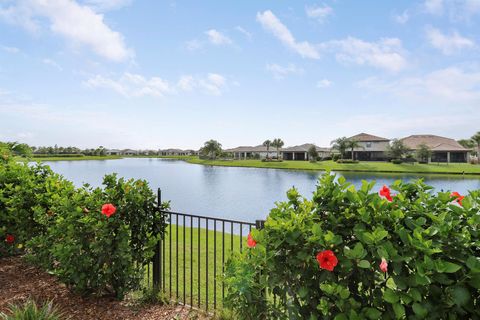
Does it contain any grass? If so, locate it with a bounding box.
[144,222,251,312]
[187,158,480,175]
[28,155,123,161]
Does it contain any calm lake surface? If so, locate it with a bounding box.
[44,158,480,221]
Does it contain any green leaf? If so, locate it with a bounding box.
[386,277,397,290]
[364,308,382,319]
[452,286,470,307]
[409,288,422,302]
[392,303,405,319]
[466,256,480,273]
[383,289,399,304]
[358,260,371,269]
[298,286,309,299]
[412,303,428,318]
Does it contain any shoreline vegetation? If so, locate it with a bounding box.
[27,155,480,175]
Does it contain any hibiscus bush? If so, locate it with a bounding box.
[0,153,74,257]
[0,153,169,299]
[224,173,480,319]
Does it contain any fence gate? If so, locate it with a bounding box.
[148,188,264,313]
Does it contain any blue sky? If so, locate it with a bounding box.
[0,0,479,149]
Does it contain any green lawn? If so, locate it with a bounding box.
[187,158,480,175]
[145,223,250,311]
[28,155,123,161]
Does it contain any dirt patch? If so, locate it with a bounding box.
[0,256,207,320]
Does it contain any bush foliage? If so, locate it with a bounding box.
[0,150,168,299]
[225,173,480,319]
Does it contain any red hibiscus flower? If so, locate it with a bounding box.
[316,250,338,271]
[5,234,15,244]
[379,185,393,202]
[247,233,257,248]
[379,258,388,273]
[101,203,117,218]
[450,192,464,206]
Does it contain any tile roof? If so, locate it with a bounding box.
[400,135,470,152]
[348,133,390,142]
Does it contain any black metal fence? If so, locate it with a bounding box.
[148,188,265,312]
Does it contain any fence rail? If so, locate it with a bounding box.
[149,188,264,312]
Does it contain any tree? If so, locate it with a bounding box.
[347,139,362,161]
[5,141,32,157]
[387,139,408,159]
[263,140,272,159]
[200,139,222,160]
[307,145,318,162]
[271,138,284,160]
[330,137,349,159]
[471,131,480,156]
[416,143,432,163]
[458,139,475,149]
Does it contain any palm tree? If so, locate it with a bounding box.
[330,137,349,159]
[263,140,272,159]
[271,138,284,160]
[471,132,480,157]
[200,139,222,160]
[347,139,362,160]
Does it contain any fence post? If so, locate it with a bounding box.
[152,188,162,291]
[255,220,265,230]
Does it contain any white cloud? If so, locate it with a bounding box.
[205,29,232,45]
[329,37,407,72]
[424,0,444,15]
[235,26,252,40]
[266,63,303,80]
[42,58,62,71]
[1,46,20,53]
[425,26,475,55]
[357,67,480,105]
[82,0,132,11]
[305,4,333,23]
[0,0,132,62]
[256,10,320,59]
[85,72,229,97]
[317,79,332,88]
[85,73,172,97]
[394,10,410,24]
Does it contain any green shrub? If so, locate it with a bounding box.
[0,300,63,320]
[0,159,74,258]
[336,159,359,164]
[32,154,85,158]
[0,153,169,299]
[391,159,403,164]
[225,173,480,319]
[28,174,169,298]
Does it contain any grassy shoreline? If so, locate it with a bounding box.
[186,158,480,175]
[26,155,480,175]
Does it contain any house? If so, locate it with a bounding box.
[105,149,121,156]
[400,135,470,163]
[281,144,331,161]
[158,149,197,156]
[347,133,390,161]
[122,149,139,156]
[225,145,277,159]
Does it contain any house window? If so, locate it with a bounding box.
[366,142,372,148]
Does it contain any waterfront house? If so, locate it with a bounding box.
[347,133,390,161]
[122,149,139,156]
[105,149,121,156]
[281,144,331,161]
[400,135,470,163]
[158,148,197,156]
[226,145,278,159]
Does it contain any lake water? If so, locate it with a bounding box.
[44,158,480,222]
